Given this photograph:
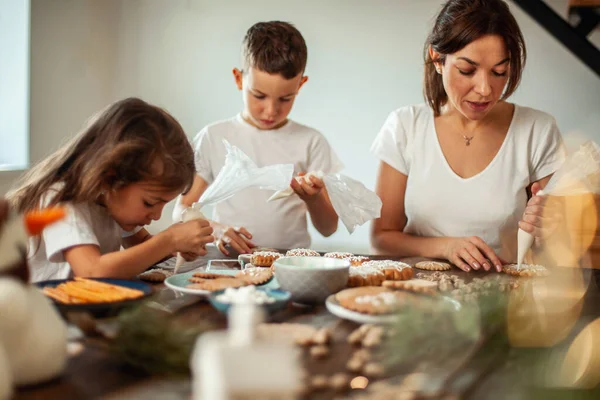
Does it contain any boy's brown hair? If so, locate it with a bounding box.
[8,97,195,213]
[241,21,307,79]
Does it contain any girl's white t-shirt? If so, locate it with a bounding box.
[192,114,343,250]
[370,103,565,262]
[27,186,137,282]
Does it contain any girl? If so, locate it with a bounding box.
[8,97,214,282]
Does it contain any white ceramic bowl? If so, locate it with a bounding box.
[273,256,350,304]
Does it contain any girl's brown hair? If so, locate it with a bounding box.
[8,97,195,212]
[424,0,526,116]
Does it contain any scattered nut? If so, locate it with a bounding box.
[310,375,329,391]
[310,345,330,359]
[362,326,384,347]
[363,362,385,377]
[346,356,364,372]
[329,373,351,391]
[313,328,332,345]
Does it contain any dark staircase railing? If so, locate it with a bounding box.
[512,0,600,77]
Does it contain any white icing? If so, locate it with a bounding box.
[285,248,320,257]
[349,266,384,278]
[355,292,399,306]
[362,260,411,271]
[216,286,275,305]
[324,252,354,259]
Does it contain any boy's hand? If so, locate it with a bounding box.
[216,226,255,256]
[290,172,325,203]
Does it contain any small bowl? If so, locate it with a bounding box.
[208,287,291,314]
[273,256,350,304]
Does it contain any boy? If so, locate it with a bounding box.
[176,21,343,255]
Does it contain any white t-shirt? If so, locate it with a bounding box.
[28,187,136,282]
[192,114,343,249]
[370,104,565,262]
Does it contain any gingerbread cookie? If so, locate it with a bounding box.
[285,248,321,257]
[382,279,438,295]
[346,256,370,266]
[503,264,549,277]
[251,251,283,267]
[186,277,246,292]
[235,267,273,285]
[138,268,173,283]
[324,252,354,259]
[363,260,413,281]
[192,272,234,280]
[414,260,452,271]
[348,266,386,287]
[336,287,408,315]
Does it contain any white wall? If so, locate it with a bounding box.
[0,0,29,170]
[2,0,599,253]
[0,0,120,193]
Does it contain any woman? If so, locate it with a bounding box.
[370,0,565,272]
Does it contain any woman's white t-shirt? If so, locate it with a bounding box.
[192,114,343,250]
[370,104,565,262]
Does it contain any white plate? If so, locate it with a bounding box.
[164,269,279,297]
[325,294,400,324]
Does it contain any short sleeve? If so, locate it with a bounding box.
[530,116,566,182]
[192,127,214,184]
[370,110,410,175]
[307,133,344,175]
[42,203,100,263]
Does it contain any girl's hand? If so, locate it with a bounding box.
[444,236,504,272]
[518,182,562,242]
[290,172,325,203]
[216,226,255,256]
[166,219,214,256]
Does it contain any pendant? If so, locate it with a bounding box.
[463,135,474,146]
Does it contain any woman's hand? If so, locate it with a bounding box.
[444,236,504,272]
[290,172,325,203]
[216,226,255,256]
[518,182,562,242]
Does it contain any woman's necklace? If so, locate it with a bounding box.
[462,135,474,146]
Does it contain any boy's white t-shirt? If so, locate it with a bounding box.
[28,186,136,282]
[370,103,565,262]
[193,114,343,250]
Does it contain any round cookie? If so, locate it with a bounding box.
[362,260,413,281]
[414,261,452,271]
[336,287,408,315]
[348,266,386,287]
[345,256,370,266]
[251,251,283,267]
[186,278,246,291]
[503,264,549,277]
[235,267,274,285]
[138,268,173,283]
[324,252,354,259]
[285,248,321,257]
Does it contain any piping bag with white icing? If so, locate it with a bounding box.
[268,171,383,234]
[516,140,600,269]
[173,140,293,273]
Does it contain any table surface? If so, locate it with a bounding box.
[14,256,600,399]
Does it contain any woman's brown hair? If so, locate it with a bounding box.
[8,97,195,213]
[424,0,526,116]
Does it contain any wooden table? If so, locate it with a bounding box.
[14,258,600,399]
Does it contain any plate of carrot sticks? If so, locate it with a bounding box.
[36,277,153,317]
